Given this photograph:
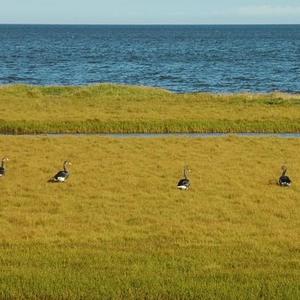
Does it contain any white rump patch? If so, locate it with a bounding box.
[177,185,188,190]
[56,177,66,182]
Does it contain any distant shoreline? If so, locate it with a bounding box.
[1,83,300,96]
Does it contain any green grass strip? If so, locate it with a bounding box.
[1,119,300,134]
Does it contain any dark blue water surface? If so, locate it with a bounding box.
[0,25,299,93]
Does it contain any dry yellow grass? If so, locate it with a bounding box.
[0,136,299,299]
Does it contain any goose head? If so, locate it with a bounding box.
[184,165,190,178]
[1,157,9,166]
[281,165,287,176]
[63,160,72,171]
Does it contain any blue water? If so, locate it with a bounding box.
[0,25,299,93]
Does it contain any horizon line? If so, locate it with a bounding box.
[0,23,300,26]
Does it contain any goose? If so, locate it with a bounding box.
[278,165,291,187]
[49,160,71,183]
[0,157,9,177]
[177,165,191,190]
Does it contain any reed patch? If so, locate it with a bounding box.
[1,84,300,133]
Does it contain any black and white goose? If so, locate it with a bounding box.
[278,165,291,187]
[177,165,191,190]
[0,157,9,177]
[49,160,71,183]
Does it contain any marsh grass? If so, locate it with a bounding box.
[1,84,300,133]
[0,136,299,299]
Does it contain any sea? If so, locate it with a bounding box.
[0,24,299,93]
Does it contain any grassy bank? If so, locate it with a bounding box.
[1,84,300,133]
[0,136,299,299]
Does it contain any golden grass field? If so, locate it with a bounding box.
[0,136,299,299]
[1,84,300,133]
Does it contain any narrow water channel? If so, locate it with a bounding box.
[2,133,300,138]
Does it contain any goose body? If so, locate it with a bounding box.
[0,157,8,177]
[278,166,291,187]
[177,165,191,190]
[53,170,69,182]
[0,166,5,177]
[50,160,71,183]
[177,178,190,190]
